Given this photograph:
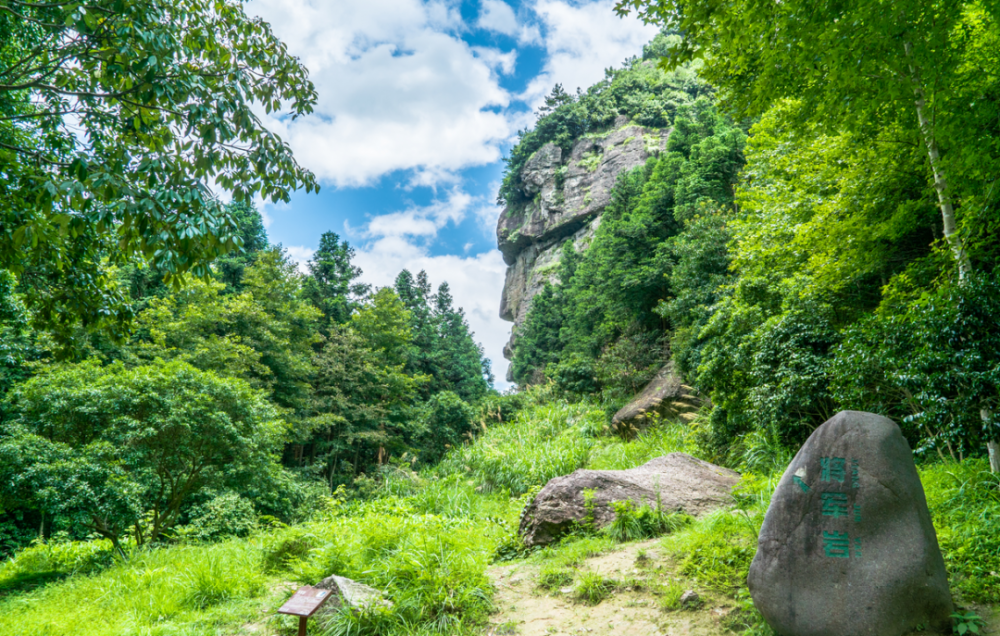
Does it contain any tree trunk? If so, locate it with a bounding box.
[984,410,1000,474]
[903,41,970,279]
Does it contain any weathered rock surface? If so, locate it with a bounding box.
[611,363,700,436]
[748,411,952,636]
[497,119,671,362]
[315,574,392,613]
[519,453,739,546]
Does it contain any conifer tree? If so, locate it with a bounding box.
[303,232,370,326]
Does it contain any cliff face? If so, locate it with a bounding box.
[497,117,671,374]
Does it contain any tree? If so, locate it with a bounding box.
[128,248,321,418]
[309,325,421,481]
[415,391,475,464]
[614,0,1000,279]
[430,282,492,402]
[0,0,318,331]
[303,232,369,326]
[0,360,286,554]
[213,202,271,292]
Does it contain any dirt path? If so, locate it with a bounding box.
[485,539,734,636]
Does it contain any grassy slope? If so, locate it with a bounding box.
[0,396,997,635]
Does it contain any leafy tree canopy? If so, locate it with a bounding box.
[0,0,318,333]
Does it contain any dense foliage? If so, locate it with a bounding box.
[0,203,494,556]
[0,0,318,342]
[510,20,1000,469]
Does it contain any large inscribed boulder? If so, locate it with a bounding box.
[519,453,739,546]
[748,411,952,636]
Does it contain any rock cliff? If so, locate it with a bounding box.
[496,117,671,376]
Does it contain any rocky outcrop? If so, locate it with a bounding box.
[519,453,739,546]
[611,364,700,437]
[315,574,392,613]
[497,118,671,371]
[748,411,952,636]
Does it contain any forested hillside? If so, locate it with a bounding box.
[0,202,493,556]
[508,18,1000,466]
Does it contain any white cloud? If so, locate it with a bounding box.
[248,0,517,188]
[472,46,518,76]
[522,0,659,107]
[365,189,474,239]
[284,245,317,273]
[478,0,518,35]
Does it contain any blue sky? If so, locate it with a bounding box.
[245,0,659,387]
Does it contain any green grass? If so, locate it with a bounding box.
[439,400,606,495]
[537,565,574,590]
[1,394,997,636]
[0,540,268,636]
[921,458,1000,603]
[574,571,614,605]
[654,580,685,611]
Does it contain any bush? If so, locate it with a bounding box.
[833,273,1000,460]
[477,390,528,426]
[551,355,601,395]
[416,391,475,464]
[183,493,258,541]
[604,499,691,542]
[921,459,1000,603]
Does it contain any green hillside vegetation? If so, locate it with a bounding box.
[0,209,494,558]
[0,390,996,635]
[1,1,999,635]
[511,20,1000,464]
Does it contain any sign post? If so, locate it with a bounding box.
[277,586,334,636]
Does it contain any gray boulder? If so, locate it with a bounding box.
[315,574,392,614]
[519,453,740,546]
[748,411,952,636]
[611,363,700,437]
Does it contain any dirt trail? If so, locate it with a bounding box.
[485,539,999,636]
[485,539,733,636]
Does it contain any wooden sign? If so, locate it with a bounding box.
[278,586,334,617]
[278,586,335,636]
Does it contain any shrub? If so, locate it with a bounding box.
[538,565,574,590]
[574,571,615,604]
[183,492,258,541]
[605,499,691,542]
[417,391,475,464]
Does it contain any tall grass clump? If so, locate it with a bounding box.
[920,458,1000,603]
[441,400,605,495]
[660,474,772,592]
[588,421,697,470]
[604,500,691,542]
[0,540,267,636]
[277,497,503,633]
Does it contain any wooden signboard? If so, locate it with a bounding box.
[278,586,334,636]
